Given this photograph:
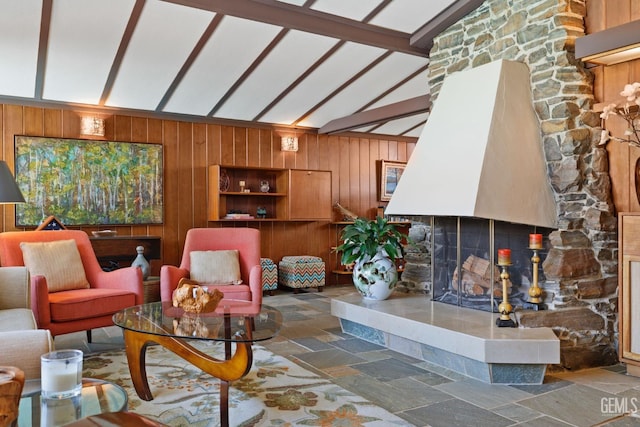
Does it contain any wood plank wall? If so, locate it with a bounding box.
[587,0,640,212]
[0,104,416,284]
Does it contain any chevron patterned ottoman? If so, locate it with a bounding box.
[261,258,278,296]
[278,256,325,293]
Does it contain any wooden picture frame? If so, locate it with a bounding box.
[378,160,406,202]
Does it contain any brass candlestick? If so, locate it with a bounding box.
[496,264,516,327]
[523,248,547,310]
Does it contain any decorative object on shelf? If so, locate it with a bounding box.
[333,201,358,221]
[496,249,516,327]
[377,160,406,202]
[172,278,224,314]
[256,206,267,219]
[91,230,116,238]
[335,217,407,300]
[260,180,270,193]
[219,169,230,192]
[131,245,150,280]
[523,236,547,311]
[599,82,640,147]
[239,180,246,192]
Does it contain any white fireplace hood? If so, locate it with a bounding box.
[385,60,557,228]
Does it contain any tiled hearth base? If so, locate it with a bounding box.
[331,292,560,385]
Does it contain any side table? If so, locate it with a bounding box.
[143,276,161,303]
[17,378,127,427]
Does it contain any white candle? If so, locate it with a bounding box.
[42,369,79,393]
[41,350,83,399]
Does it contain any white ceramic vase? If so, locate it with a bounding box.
[352,249,398,300]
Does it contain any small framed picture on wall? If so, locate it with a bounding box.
[378,160,406,202]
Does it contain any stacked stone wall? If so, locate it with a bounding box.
[406,0,618,369]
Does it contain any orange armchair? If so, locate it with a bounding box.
[0,230,143,340]
[160,228,262,306]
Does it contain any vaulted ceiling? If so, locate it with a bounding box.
[0,0,483,138]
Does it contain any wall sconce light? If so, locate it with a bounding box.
[281,136,298,152]
[576,19,640,66]
[80,116,105,136]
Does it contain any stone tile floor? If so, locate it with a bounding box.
[56,285,640,427]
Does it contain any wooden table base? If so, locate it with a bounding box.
[122,329,253,427]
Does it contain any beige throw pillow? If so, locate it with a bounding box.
[190,250,242,285]
[20,240,90,292]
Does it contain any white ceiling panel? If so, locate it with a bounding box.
[405,121,426,137]
[215,29,338,121]
[310,0,382,21]
[106,1,214,110]
[367,69,429,109]
[260,42,385,125]
[0,0,41,97]
[43,0,136,104]
[300,52,428,127]
[164,16,281,116]
[370,0,454,33]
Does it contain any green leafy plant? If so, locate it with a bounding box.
[336,217,408,266]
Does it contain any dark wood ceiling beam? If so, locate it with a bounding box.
[318,95,431,134]
[156,14,223,111]
[410,0,485,50]
[34,0,52,99]
[162,0,427,57]
[99,0,146,105]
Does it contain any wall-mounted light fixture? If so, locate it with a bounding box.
[80,116,105,136]
[281,136,298,152]
[575,19,640,66]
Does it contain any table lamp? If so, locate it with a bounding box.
[0,161,25,203]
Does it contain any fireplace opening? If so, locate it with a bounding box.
[431,217,553,312]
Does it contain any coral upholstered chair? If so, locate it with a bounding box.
[0,230,143,341]
[160,228,262,306]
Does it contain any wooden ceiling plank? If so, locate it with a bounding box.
[34,0,53,100]
[318,95,431,134]
[410,0,485,51]
[163,0,427,56]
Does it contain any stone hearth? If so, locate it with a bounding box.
[331,292,559,385]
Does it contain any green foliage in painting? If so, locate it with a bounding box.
[15,136,163,226]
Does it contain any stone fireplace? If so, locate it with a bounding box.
[337,0,619,372]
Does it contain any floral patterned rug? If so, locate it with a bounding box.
[84,342,413,426]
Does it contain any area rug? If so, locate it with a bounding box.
[84,342,413,426]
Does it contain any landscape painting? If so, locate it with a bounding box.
[15,136,163,227]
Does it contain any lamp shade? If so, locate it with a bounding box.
[0,161,25,203]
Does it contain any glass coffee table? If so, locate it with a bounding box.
[113,300,281,427]
[17,378,127,426]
